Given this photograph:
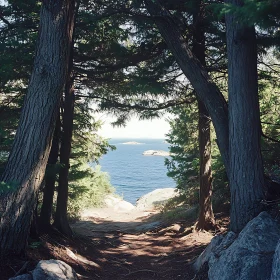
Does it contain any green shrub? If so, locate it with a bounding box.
[67,164,114,220]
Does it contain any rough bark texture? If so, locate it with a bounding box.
[0,0,75,258]
[226,0,264,232]
[196,101,215,230]
[53,83,74,236]
[144,0,229,175]
[53,44,75,237]
[39,118,60,230]
[192,1,215,231]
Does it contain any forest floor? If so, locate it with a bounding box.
[2,207,229,280]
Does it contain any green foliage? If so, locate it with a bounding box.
[259,64,280,177]
[211,0,280,28]
[67,165,114,220]
[0,1,116,221]
[165,103,229,209]
[165,103,199,192]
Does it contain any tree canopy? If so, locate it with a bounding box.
[0,0,280,266]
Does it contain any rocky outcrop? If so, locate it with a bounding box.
[136,188,178,210]
[103,194,135,212]
[193,231,237,272]
[9,260,78,280]
[122,141,143,145]
[194,212,280,280]
[271,240,280,279]
[143,150,170,156]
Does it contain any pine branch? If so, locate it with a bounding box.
[75,94,195,111]
[261,131,280,144]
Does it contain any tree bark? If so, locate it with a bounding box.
[0,0,75,258]
[39,117,61,231]
[226,0,264,232]
[191,1,215,231]
[196,101,215,230]
[144,0,229,175]
[53,80,75,236]
[53,33,76,237]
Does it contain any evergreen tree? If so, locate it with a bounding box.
[0,0,76,258]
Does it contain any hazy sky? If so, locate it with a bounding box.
[97,115,171,139]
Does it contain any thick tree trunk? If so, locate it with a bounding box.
[0,0,75,258]
[39,117,60,231]
[53,47,75,237]
[192,1,215,231]
[144,0,229,175]
[226,0,264,232]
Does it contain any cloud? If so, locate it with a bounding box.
[98,116,170,139]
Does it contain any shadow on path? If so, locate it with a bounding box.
[64,210,213,279]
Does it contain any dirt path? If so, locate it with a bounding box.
[65,207,213,279]
[0,207,217,280]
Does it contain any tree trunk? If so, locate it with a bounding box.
[53,42,75,237]
[144,0,229,175]
[39,117,60,231]
[226,0,264,232]
[196,101,215,230]
[192,1,215,231]
[0,0,75,258]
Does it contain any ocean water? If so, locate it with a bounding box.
[97,138,175,204]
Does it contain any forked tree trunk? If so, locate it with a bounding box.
[144,0,229,175]
[53,45,75,237]
[192,1,215,231]
[0,0,75,258]
[39,117,61,231]
[53,81,75,236]
[145,0,264,232]
[226,0,264,232]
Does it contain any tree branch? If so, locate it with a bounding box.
[261,131,280,144]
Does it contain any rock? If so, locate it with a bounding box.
[103,194,135,212]
[143,150,170,156]
[207,212,280,280]
[9,260,77,280]
[193,234,224,272]
[208,231,237,266]
[122,141,143,145]
[136,188,178,210]
[271,240,280,279]
[114,200,135,212]
[32,260,78,280]
[194,232,237,272]
[9,275,32,280]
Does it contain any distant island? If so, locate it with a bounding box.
[143,150,170,156]
[122,141,143,145]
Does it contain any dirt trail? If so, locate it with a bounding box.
[66,207,213,280]
[2,205,228,279]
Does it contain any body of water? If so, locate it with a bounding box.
[97,138,175,204]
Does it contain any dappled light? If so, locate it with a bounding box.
[1,0,280,279]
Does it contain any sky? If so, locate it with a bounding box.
[97,115,171,139]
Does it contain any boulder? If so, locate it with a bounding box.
[194,231,237,272]
[207,212,280,280]
[103,194,135,212]
[122,141,142,145]
[113,200,135,212]
[136,188,178,210]
[143,150,170,156]
[9,260,77,280]
[271,240,280,279]
[32,260,78,280]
